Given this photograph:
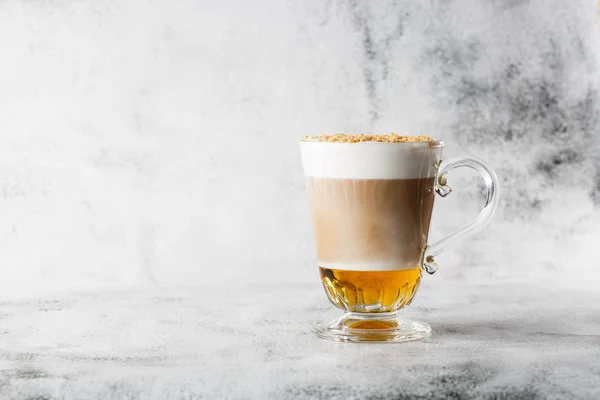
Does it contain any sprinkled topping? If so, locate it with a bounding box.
[304,133,436,143]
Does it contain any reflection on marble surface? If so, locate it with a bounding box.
[1,281,600,398]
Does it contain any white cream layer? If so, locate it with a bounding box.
[300,141,443,180]
[318,261,422,272]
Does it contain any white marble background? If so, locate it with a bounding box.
[0,0,599,294]
[1,1,600,398]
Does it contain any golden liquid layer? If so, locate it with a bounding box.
[319,267,421,313]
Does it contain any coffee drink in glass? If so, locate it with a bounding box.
[300,134,499,342]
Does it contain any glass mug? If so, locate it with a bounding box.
[300,138,499,342]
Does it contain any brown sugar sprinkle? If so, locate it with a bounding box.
[304,133,436,143]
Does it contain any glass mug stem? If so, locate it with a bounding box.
[423,156,500,274]
[313,311,431,343]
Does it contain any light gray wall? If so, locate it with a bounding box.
[0,0,598,295]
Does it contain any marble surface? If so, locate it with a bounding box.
[1,278,600,399]
[0,0,599,398]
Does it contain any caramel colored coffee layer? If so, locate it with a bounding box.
[306,176,435,270]
[304,133,435,143]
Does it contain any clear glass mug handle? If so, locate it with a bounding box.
[423,156,500,274]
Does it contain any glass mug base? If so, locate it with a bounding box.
[313,312,431,343]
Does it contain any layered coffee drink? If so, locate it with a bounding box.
[301,133,499,342]
[301,134,442,313]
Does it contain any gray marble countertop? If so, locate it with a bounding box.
[1,278,599,399]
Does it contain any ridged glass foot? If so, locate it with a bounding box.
[313,312,431,343]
